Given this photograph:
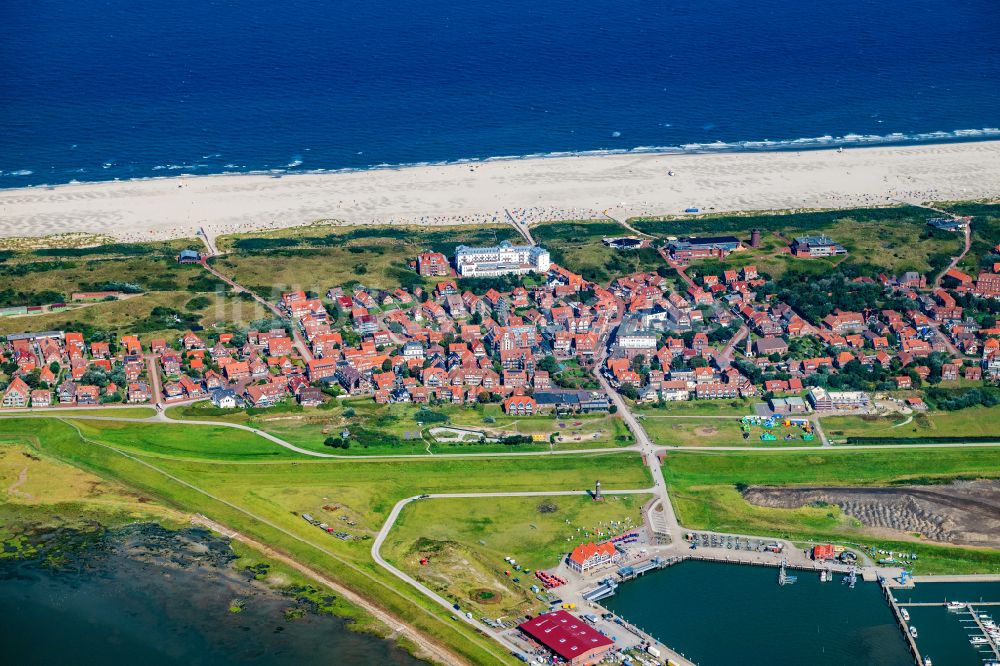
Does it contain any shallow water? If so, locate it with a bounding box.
[0,524,425,666]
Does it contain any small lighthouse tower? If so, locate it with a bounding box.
[594,480,603,502]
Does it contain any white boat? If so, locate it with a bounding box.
[909,626,918,638]
[900,608,910,621]
[946,601,966,610]
[923,657,932,666]
[970,636,990,645]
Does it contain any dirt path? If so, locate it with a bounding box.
[603,212,651,238]
[6,466,33,499]
[191,515,463,666]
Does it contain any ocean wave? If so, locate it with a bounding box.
[6,126,1000,189]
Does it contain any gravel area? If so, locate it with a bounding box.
[743,480,1000,548]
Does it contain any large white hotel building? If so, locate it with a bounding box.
[454,241,551,277]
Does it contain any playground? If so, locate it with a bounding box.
[741,414,815,443]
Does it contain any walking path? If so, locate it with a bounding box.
[200,259,314,361]
[504,208,535,245]
[603,211,651,238]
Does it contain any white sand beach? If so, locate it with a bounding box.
[2,141,999,244]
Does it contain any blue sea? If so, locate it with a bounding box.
[1,0,998,188]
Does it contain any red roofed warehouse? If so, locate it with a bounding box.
[518,610,615,665]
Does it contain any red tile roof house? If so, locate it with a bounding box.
[503,394,537,415]
[566,541,621,573]
[30,389,52,407]
[2,377,31,408]
[245,383,287,408]
[518,610,615,666]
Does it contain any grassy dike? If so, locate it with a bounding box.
[662,448,1000,574]
[0,433,419,655]
[1,417,652,665]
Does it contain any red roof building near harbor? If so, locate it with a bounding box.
[566,541,620,573]
[812,544,836,561]
[518,610,615,665]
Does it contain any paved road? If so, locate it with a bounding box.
[933,213,972,288]
[718,324,749,365]
[593,324,682,540]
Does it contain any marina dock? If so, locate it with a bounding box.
[882,582,923,665]
[962,605,1000,662]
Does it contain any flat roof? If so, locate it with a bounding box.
[518,610,614,661]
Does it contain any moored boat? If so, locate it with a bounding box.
[909,626,918,639]
[900,608,910,621]
[946,601,966,610]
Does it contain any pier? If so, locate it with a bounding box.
[582,578,618,602]
[882,581,923,665]
[964,605,1000,662]
[897,601,1000,607]
[617,556,680,581]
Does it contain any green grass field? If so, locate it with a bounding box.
[169,399,633,455]
[67,418,304,461]
[0,290,269,341]
[662,448,1000,574]
[634,399,756,417]
[640,416,818,447]
[0,407,157,418]
[530,220,665,283]
[630,205,960,277]
[1,416,651,665]
[823,407,1000,443]
[211,223,520,293]
[382,494,650,618]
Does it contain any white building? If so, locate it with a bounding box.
[616,319,658,350]
[807,387,871,411]
[454,241,550,277]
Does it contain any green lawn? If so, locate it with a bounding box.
[530,220,665,284]
[823,407,1000,443]
[211,223,520,293]
[634,399,756,417]
[0,407,157,419]
[0,290,269,342]
[662,448,1000,574]
[382,494,650,617]
[169,399,633,455]
[641,416,817,447]
[630,205,960,277]
[66,418,302,461]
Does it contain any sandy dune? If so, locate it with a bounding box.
[2,141,999,243]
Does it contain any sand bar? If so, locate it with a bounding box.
[2,141,999,244]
